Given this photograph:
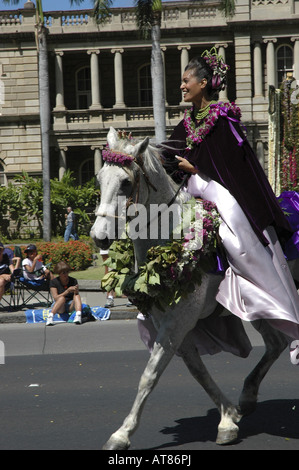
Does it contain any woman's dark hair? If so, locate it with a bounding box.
[185,56,225,100]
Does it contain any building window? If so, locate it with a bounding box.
[0,162,6,186]
[76,67,92,109]
[80,159,94,184]
[138,64,152,106]
[277,44,293,86]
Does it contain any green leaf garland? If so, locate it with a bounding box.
[101,198,222,314]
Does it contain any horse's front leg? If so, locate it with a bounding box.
[179,338,241,445]
[102,340,175,450]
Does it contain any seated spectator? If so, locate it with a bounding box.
[0,243,21,302]
[22,244,53,282]
[46,261,82,326]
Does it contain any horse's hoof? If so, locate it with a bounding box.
[102,435,130,450]
[216,427,239,445]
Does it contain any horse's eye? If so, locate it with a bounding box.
[121,179,131,188]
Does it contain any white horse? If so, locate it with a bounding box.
[90,127,288,450]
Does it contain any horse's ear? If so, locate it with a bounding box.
[132,137,149,158]
[107,127,118,149]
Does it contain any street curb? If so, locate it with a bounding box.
[0,308,138,324]
[0,279,139,324]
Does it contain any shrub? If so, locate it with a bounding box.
[17,241,93,272]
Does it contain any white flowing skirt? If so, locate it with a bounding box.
[187,174,299,341]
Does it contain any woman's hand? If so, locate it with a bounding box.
[175,156,198,174]
[67,285,79,295]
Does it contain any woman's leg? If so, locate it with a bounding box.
[73,294,82,325]
[0,277,6,301]
[46,297,66,326]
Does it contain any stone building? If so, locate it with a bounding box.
[0,0,298,186]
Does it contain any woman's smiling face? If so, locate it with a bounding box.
[180,69,206,107]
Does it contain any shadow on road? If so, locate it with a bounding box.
[154,399,299,448]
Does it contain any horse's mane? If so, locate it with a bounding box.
[142,141,191,205]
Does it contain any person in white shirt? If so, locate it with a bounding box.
[22,244,53,281]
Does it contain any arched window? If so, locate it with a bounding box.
[138,63,152,106]
[277,44,293,86]
[0,162,6,186]
[80,159,94,185]
[76,66,92,109]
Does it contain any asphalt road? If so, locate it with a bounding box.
[0,320,298,452]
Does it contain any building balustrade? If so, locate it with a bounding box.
[53,105,185,130]
[0,2,228,35]
[0,0,296,34]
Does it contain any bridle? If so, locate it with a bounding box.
[125,152,188,226]
[125,153,157,213]
[97,148,188,226]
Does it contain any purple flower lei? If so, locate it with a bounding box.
[102,145,135,166]
[183,101,242,150]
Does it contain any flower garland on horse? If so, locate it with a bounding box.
[101,197,223,314]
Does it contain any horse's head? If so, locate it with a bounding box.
[90,127,151,249]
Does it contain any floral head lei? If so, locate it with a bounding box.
[201,46,230,91]
[102,130,135,166]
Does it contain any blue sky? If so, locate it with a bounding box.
[0,0,135,10]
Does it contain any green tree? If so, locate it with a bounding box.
[0,171,99,239]
[2,0,86,241]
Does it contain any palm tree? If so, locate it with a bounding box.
[2,0,235,237]
[134,0,166,143]
[2,0,85,241]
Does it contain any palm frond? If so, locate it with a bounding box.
[219,0,235,18]
[69,0,88,5]
[134,0,154,39]
[93,0,113,23]
[1,0,21,5]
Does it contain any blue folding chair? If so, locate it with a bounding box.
[14,266,53,308]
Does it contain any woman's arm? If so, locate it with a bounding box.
[175,156,198,174]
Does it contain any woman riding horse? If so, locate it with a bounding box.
[161,47,299,349]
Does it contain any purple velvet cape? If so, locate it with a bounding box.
[163,112,292,247]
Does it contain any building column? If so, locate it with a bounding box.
[215,43,228,101]
[178,45,190,104]
[111,48,125,108]
[291,36,299,80]
[88,50,102,109]
[58,146,67,180]
[92,146,102,175]
[234,32,252,121]
[264,38,277,90]
[54,51,65,111]
[253,42,263,97]
[256,140,265,168]
[161,46,168,106]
